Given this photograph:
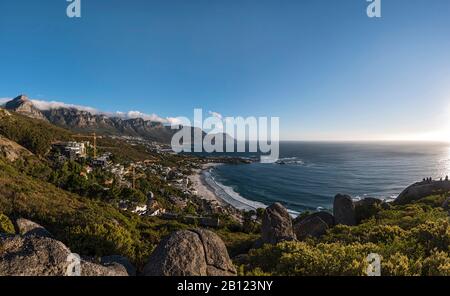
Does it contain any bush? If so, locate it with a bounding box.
[0,213,15,234]
[421,251,450,276]
[244,241,378,276]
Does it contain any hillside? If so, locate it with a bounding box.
[0,108,72,156]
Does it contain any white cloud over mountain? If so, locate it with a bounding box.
[0,96,180,124]
[31,99,99,114]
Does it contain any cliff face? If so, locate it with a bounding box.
[3,95,177,143]
[4,95,48,122]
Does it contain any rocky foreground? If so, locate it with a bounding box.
[1,179,449,276]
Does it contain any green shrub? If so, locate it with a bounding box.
[0,213,15,234]
[421,251,450,276]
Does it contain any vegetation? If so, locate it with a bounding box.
[0,213,15,234]
[238,195,450,276]
[1,110,448,275]
[0,112,72,156]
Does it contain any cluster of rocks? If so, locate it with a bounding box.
[0,219,133,276]
[0,218,236,276]
[258,194,391,245]
[7,189,443,276]
[0,219,136,276]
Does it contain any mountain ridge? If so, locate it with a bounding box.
[3,95,178,143]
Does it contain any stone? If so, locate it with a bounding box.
[80,260,128,276]
[0,222,128,276]
[143,229,236,276]
[354,198,385,223]
[293,211,335,228]
[0,235,71,276]
[395,180,450,205]
[15,218,52,238]
[261,203,296,244]
[101,255,137,276]
[294,216,329,240]
[333,194,356,226]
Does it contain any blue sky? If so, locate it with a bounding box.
[1,0,450,141]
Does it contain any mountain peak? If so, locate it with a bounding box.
[5,95,30,108]
[4,94,48,121]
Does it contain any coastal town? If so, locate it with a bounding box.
[48,136,249,228]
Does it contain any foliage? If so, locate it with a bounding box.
[241,195,450,276]
[0,213,15,234]
[0,112,72,155]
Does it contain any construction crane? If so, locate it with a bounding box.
[72,133,98,158]
[126,164,145,190]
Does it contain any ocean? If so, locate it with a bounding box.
[203,141,450,214]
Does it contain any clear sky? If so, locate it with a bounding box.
[1,0,450,141]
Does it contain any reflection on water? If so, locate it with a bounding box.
[210,141,450,213]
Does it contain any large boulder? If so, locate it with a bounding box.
[80,260,128,276]
[0,235,72,276]
[143,229,236,276]
[293,216,329,240]
[261,203,296,244]
[395,180,450,205]
[15,218,52,238]
[333,194,356,226]
[354,198,386,223]
[293,211,335,228]
[0,220,129,276]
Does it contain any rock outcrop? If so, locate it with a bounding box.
[0,219,130,276]
[293,216,329,240]
[294,211,335,228]
[0,135,34,162]
[354,198,386,223]
[143,229,236,276]
[4,95,48,121]
[15,218,52,238]
[395,180,450,205]
[333,194,356,226]
[261,203,296,244]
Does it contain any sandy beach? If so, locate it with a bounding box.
[188,163,226,207]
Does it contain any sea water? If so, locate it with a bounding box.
[205,141,450,214]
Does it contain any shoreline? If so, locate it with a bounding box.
[189,162,270,213]
[189,163,227,207]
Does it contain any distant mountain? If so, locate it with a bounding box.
[2,95,235,146]
[42,108,178,143]
[3,95,178,143]
[4,95,48,122]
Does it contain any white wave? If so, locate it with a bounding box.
[203,169,300,217]
[276,157,305,166]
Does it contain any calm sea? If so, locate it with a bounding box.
[204,141,450,214]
